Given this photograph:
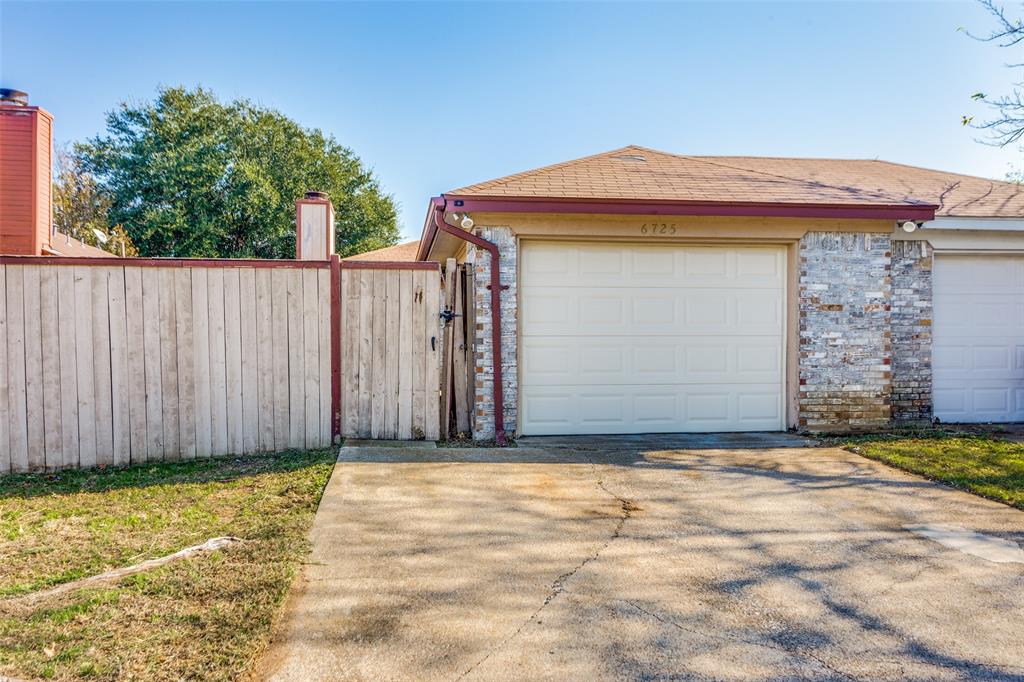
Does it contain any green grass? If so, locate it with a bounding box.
[0,449,336,681]
[843,432,1024,509]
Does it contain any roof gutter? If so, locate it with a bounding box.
[417,196,937,261]
[429,197,507,445]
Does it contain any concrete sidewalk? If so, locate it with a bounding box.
[261,438,1024,681]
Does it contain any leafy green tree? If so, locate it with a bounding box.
[76,86,399,258]
[52,145,138,256]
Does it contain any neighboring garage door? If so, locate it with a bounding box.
[519,241,785,435]
[934,254,1024,422]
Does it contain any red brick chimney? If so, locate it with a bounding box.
[0,89,53,255]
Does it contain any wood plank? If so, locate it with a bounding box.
[453,266,470,436]
[340,271,359,437]
[0,266,9,474]
[302,268,320,447]
[57,266,80,468]
[174,268,196,459]
[6,266,28,471]
[91,268,114,467]
[356,270,373,438]
[190,268,212,458]
[240,268,259,453]
[74,267,97,468]
[384,270,400,439]
[255,268,275,451]
[464,266,477,437]
[397,271,413,439]
[157,269,179,459]
[286,269,305,448]
[423,270,441,441]
[22,265,45,470]
[439,259,457,441]
[206,268,228,456]
[271,268,290,450]
[370,270,386,439]
[317,268,331,447]
[124,267,147,463]
[141,268,164,460]
[107,267,130,467]
[223,268,243,454]
[411,270,426,440]
[40,266,63,470]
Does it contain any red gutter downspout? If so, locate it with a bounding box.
[430,199,507,445]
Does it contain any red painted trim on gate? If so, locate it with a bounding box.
[340,260,440,270]
[0,256,330,268]
[330,254,343,442]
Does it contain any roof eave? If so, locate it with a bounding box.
[416,195,937,260]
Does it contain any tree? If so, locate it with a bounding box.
[52,146,137,256]
[962,1,1024,147]
[76,86,399,258]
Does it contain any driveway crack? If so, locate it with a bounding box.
[455,471,633,681]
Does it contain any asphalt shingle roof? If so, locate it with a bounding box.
[448,146,1024,217]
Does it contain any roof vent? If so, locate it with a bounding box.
[0,88,28,106]
[611,153,646,162]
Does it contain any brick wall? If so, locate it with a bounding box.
[890,240,933,423]
[798,232,893,431]
[468,226,518,440]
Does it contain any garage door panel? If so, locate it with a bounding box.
[521,384,783,435]
[521,242,785,435]
[520,243,784,289]
[522,286,782,337]
[934,254,1024,423]
[522,336,782,387]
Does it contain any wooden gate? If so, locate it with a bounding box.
[338,261,441,440]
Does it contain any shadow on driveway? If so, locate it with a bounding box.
[261,438,1024,681]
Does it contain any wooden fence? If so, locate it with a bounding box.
[0,257,444,474]
[0,259,333,473]
[339,263,441,440]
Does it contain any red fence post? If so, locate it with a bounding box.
[330,254,342,444]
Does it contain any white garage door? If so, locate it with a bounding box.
[934,254,1024,422]
[520,241,785,435]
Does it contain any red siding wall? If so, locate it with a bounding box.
[0,105,53,255]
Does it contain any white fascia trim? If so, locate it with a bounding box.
[927,216,1024,231]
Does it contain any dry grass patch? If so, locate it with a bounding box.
[0,449,336,681]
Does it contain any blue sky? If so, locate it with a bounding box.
[2,1,1021,240]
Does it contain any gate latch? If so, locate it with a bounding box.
[439,308,461,324]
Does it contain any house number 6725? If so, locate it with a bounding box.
[640,223,677,235]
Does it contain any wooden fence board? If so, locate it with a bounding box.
[424,271,441,441]
[357,270,373,438]
[239,268,259,453]
[74,267,97,468]
[255,268,274,451]
[207,268,228,457]
[157,269,179,459]
[384,270,400,438]
[190,268,212,458]
[411,271,426,439]
[6,266,28,471]
[174,268,196,459]
[303,268,320,447]
[0,266,9,474]
[453,267,470,436]
[141,267,164,460]
[107,267,130,466]
[286,269,305,448]
[58,266,80,468]
[398,271,413,439]
[124,268,146,463]
[23,265,45,470]
[271,268,290,450]
[92,268,114,467]
[223,269,243,454]
[370,270,386,439]
[317,268,331,447]
[40,266,63,470]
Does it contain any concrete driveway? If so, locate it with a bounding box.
[262,435,1024,681]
